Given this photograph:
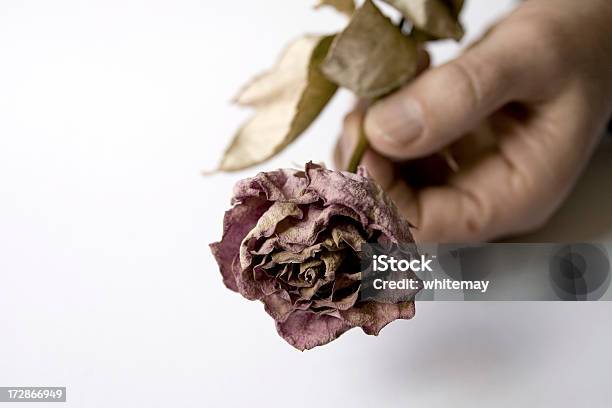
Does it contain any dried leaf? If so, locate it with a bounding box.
[382,0,465,41]
[314,0,355,17]
[217,36,337,172]
[447,0,465,17]
[321,0,418,99]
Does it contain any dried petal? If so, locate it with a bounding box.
[239,201,303,268]
[217,36,337,172]
[276,310,352,351]
[340,301,415,335]
[209,197,270,292]
[321,0,418,98]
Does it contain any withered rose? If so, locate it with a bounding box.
[210,163,417,350]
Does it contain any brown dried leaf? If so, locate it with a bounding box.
[382,0,465,41]
[447,0,465,17]
[321,0,418,99]
[314,0,355,17]
[218,35,337,172]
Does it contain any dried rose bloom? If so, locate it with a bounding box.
[210,163,417,350]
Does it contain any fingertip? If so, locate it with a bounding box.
[364,94,425,159]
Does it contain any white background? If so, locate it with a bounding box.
[1,1,612,407]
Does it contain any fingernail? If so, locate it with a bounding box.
[365,98,423,144]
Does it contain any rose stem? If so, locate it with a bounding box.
[347,118,369,173]
[346,17,408,174]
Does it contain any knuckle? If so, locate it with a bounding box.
[506,168,558,233]
[445,61,483,111]
[509,17,567,68]
[453,52,516,108]
[458,187,495,239]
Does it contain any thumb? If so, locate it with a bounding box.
[364,26,527,160]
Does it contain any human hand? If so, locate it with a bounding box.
[335,0,612,242]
